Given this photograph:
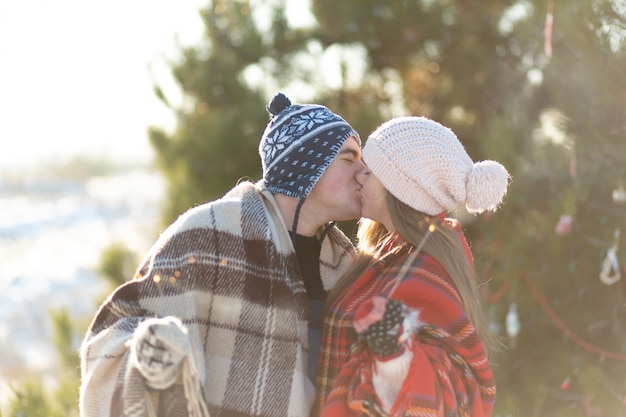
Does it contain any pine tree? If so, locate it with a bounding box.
[3,309,80,417]
[147,0,626,414]
[311,1,625,414]
[148,0,387,226]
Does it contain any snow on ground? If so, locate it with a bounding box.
[0,168,164,403]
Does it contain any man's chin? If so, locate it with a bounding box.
[333,212,361,223]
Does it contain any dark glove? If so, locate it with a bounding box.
[353,296,421,359]
[354,297,423,412]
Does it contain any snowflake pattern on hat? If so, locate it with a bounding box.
[263,125,291,163]
[259,95,358,199]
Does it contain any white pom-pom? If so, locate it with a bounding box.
[465,160,510,214]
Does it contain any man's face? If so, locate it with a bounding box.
[306,136,365,222]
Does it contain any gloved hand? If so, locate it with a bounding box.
[353,296,422,413]
[353,296,421,359]
[129,316,192,390]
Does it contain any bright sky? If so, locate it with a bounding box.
[0,0,206,171]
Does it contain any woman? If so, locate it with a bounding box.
[315,116,509,416]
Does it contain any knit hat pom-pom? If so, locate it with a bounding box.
[267,92,292,116]
[465,160,510,214]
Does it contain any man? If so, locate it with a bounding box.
[79,92,365,417]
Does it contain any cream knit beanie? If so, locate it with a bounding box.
[363,116,510,216]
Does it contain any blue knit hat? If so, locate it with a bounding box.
[259,93,360,198]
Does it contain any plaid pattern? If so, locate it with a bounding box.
[134,328,178,384]
[130,317,191,390]
[79,181,356,417]
[315,225,496,417]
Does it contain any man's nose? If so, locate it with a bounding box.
[356,164,369,185]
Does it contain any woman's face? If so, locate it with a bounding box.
[358,169,394,231]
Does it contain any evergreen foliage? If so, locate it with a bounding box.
[97,243,139,288]
[149,0,626,414]
[8,1,624,415]
[3,310,80,417]
[149,0,387,226]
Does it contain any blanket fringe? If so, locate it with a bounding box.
[183,351,211,417]
[145,392,157,417]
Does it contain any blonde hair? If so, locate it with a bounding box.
[327,191,499,357]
